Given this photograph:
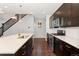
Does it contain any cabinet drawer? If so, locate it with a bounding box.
[62,41,79,55]
[63,42,74,51]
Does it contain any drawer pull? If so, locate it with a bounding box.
[22,53,25,55]
[65,45,71,48]
[22,45,26,49]
[22,51,26,55]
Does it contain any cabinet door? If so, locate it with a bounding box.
[61,3,72,27]
[53,3,79,27]
[54,37,64,56]
[54,3,72,27]
[62,42,72,56]
[47,34,53,50]
[47,34,55,52]
[71,3,79,18]
[15,38,33,56]
[49,34,54,50]
[71,3,79,26]
[63,41,79,56]
[63,3,79,27]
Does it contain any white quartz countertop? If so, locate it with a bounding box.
[0,33,33,54]
[48,32,79,49]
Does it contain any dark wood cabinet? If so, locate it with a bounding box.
[54,37,64,56]
[53,37,79,56]
[52,3,79,27]
[47,33,54,51]
[71,4,79,18]
[62,41,79,56]
[47,34,79,56]
[15,38,33,56]
[70,4,79,26]
[47,33,49,45]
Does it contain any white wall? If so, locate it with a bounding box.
[33,15,46,38]
[3,15,34,36]
[61,27,79,39]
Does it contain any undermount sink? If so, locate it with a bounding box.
[17,34,29,39]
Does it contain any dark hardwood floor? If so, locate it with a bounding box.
[32,38,56,56]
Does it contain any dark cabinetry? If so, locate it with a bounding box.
[54,37,64,56]
[47,33,79,56]
[47,33,54,51]
[15,38,33,56]
[70,4,79,26]
[54,37,79,56]
[63,41,79,56]
[52,3,79,27]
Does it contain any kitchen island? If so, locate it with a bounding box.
[0,33,33,56]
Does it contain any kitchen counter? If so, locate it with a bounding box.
[0,33,33,54]
[48,32,79,49]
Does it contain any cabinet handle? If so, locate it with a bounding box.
[22,51,26,56]
[22,53,25,56]
[22,45,26,49]
[65,45,71,48]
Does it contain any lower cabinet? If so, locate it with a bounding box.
[15,38,33,56]
[54,37,64,56]
[63,41,79,56]
[47,33,54,51]
[54,37,79,56]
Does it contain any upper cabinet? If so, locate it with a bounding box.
[70,4,79,26]
[50,3,79,28]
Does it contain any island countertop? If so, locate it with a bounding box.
[0,33,33,54]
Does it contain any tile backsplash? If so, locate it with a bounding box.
[64,27,79,39]
[47,27,79,39]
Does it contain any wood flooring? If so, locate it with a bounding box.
[32,38,56,56]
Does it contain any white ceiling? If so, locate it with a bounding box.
[0,3,62,16]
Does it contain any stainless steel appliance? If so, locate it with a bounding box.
[57,30,65,35]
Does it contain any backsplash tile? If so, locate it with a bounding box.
[47,27,79,39]
[65,27,79,39]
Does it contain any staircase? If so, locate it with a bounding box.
[0,14,27,37]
